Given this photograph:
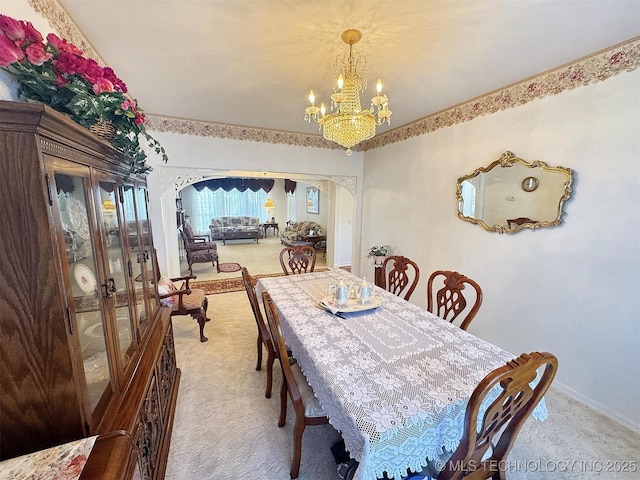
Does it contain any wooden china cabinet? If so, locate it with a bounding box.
[0,100,180,479]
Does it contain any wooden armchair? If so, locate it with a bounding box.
[182,222,216,249]
[155,255,210,342]
[179,226,219,275]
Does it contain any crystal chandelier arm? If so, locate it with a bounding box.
[304,89,321,123]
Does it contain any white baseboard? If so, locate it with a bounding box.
[552,381,640,434]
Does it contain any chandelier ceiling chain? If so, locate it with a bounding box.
[304,29,392,155]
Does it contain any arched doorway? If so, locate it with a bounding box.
[151,166,357,277]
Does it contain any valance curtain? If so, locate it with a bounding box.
[192,178,274,193]
[284,179,297,194]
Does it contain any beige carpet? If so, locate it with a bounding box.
[165,291,640,480]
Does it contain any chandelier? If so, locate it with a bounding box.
[304,29,392,155]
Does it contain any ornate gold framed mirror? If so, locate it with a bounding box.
[457,151,573,233]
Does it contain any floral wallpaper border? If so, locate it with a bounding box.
[29,0,639,152]
[361,36,640,151]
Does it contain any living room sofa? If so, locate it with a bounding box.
[209,216,262,242]
[280,221,324,245]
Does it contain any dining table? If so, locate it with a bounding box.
[256,269,547,480]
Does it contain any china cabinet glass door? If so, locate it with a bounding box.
[134,185,159,320]
[96,178,136,374]
[50,165,113,423]
[121,184,149,339]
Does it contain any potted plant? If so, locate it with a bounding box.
[0,15,167,176]
[367,245,389,265]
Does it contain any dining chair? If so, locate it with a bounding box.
[262,291,329,479]
[241,267,276,398]
[378,255,420,301]
[279,244,317,275]
[426,351,558,480]
[427,270,483,331]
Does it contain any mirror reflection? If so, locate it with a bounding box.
[457,151,573,233]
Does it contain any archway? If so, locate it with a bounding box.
[151,166,358,277]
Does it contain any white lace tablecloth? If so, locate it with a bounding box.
[257,269,547,480]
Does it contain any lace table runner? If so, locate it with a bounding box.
[257,269,547,480]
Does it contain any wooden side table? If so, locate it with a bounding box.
[263,222,279,236]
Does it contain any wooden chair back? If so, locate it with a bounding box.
[241,267,276,398]
[262,290,328,478]
[438,352,558,480]
[427,270,483,331]
[379,255,420,301]
[279,245,317,275]
[262,291,301,402]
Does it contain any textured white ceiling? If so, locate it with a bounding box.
[57,0,639,136]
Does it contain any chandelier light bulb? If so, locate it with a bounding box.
[337,74,344,90]
[309,90,315,105]
[320,103,326,116]
[376,79,383,94]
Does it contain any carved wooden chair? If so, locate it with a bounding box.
[181,222,216,249]
[241,267,276,398]
[279,245,316,275]
[378,255,420,301]
[262,291,328,479]
[179,226,219,275]
[427,270,483,331]
[155,252,210,342]
[427,352,558,480]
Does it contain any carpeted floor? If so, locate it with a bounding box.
[165,291,640,480]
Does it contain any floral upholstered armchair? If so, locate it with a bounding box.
[280,221,323,245]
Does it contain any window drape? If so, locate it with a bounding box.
[189,185,268,233]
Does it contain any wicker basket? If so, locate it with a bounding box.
[89,120,117,141]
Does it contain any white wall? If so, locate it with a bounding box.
[292,181,329,227]
[334,184,355,267]
[361,69,640,430]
